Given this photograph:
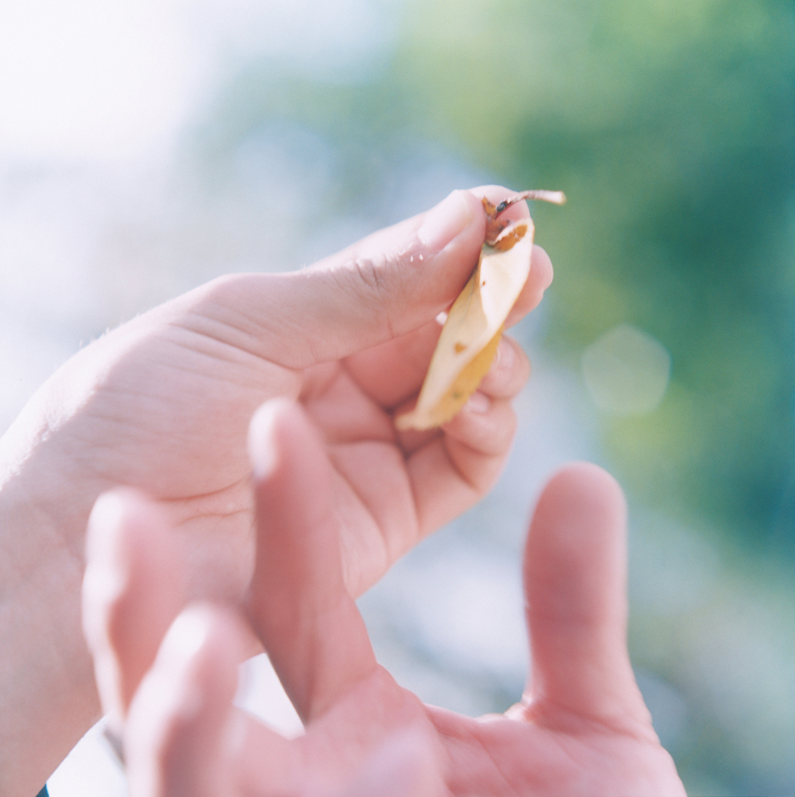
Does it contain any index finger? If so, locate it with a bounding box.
[246,400,378,723]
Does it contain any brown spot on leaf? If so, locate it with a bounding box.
[492,222,528,252]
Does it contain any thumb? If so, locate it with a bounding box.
[522,462,652,727]
[194,189,496,368]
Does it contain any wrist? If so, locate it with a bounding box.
[0,410,103,795]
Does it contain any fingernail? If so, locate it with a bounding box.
[247,400,284,479]
[86,491,127,567]
[495,338,515,371]
[465,391,490,414]
[160,607,213,671]
[418,190,473,252]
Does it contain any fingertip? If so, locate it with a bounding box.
[82,492,132,728]
[532,245,554,293]
[85,488,146,567]
[154,604,247,687]
[87,490,126,549]
[477,336,531,399]
[526,461,629,627]
[158,605,217,672]
[248,398,325,485]
[83,488,185,723]
[504,245,553,327]
[436,398,517,505]
[538,462,626,527]
[125,604,247,797]
[494,335,517,372]
[469,185,532,221]
[444,394,517,457]
[418,189,478,253]
[526,462,628,624]
[248,399,289,480]
[83,488,161,643]
[524,463,653,727]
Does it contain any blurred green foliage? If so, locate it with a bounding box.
[191,1,794,791]
[199,0,794,557]
[396,0,795,555]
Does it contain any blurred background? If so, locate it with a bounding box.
[1,0,793,794]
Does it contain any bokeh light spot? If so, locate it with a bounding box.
[582,323,671,415]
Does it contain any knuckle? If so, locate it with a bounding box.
[333,254,399,338]
[350,254,389,300]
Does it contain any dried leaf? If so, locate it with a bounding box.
[395,190,564,431]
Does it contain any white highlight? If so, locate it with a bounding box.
[582,323,671,415]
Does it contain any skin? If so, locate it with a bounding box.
[82,402,686,797]
[0,187,547,796]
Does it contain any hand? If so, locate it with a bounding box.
[1,186,549,795]
[83,401,686,796]
[7,186,547,598]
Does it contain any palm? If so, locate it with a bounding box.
[85,407,685,796]
[218,663,682,797]
[427,708,681,796]
[61,305,520,602]
[235,446,684,797]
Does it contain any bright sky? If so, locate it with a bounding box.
[0,0,397,164]
[0,2,397,793]
[0,0,203,162]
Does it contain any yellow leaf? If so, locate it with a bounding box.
[395,190,564,431]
